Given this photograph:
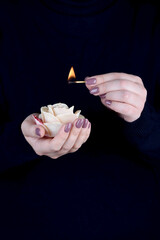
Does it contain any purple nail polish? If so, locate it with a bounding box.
[76,119,84,128]
[35,128,41,137]
[90,87,99,94]
[100,94,106,99]
[82,119,88,128]
[85,77,97,85]
[64,123,72,133]
[105,100,112,105]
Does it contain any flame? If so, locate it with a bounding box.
[68,66,76,80]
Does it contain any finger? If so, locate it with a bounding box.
[27,123,72,156]
[21,114,45,138]
[102,90,144,109]
[89,79,144,97]
[49,123,72,151]
[61,118,85,153]
[69,120,91,153]
[85,72,143,89]
[101,100,138,121]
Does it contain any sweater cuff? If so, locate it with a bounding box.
[123,102,155,138]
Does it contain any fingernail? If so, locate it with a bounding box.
[85,77,97,85]
[105,100,112,105]
[88,122,91,128]
[90,87,99,94]
[76,119,84,128]
[64,123,72,133]
[82,119,88,128]
[35,128,41,137]
[100,94,106,99]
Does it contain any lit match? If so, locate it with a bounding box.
[68,66,85,84]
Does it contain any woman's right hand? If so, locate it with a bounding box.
[21,114,91,159]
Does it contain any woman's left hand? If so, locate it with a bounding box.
[85,72,147,122]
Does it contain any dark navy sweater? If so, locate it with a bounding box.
[0,0,160,239]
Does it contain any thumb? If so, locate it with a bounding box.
[33,125,46,138]
[21,114,46,138]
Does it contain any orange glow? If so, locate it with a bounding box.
[68,66,76,80]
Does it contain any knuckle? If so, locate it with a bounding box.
[50,144,60,152]
[119,79,127,89]
[72,145,79,152]
[98,74,105,84]
[100,84,106,94]
[143,88,147,98]
[122,91,130,101]
[112,72,121,79]
[101,75,105,84]
[72,128,79,137]
[134,75,142,82]
[126,106,134,116]
[62,145,71,152]
[59,131,68,141]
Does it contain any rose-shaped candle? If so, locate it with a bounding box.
[33,103,83,137]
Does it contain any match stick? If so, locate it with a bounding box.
[68,80,85,84]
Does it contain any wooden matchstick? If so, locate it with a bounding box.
[68,80,85,84]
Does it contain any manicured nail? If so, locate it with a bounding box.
[64,123,72,133]
[90,87,99,94]
[105,100,112,105]
[100,94,106,99]
[85,77,97,85]
[76,119,84,128]
[82,119,88,128]
[35,128,41,137]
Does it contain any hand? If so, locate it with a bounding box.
[85,72,147,122]
[21,114,91,159]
